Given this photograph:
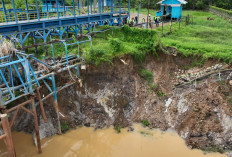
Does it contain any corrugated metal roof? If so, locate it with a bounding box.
[157,0,188,4]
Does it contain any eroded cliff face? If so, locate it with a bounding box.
[19,52,232,154]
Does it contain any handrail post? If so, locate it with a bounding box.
[90,0,92,14]
[72,0,76,17]
[119,0,121,16]
[56,0,59,18]
[128,0,130,20]
[25,0,29,20]
[87,0,89,17]
[93,0,95,14]
[45,0,49,18]
[62,0,66,16]
[35,0,40,21]
[1,0,8,22]
[11,0,18,23]
[1,114,16,157]
[77,0,80,15]
[137,0,139,23]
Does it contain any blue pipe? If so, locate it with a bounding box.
[13,64,28,93]
[0,59,25,68]
[0,70,14,98]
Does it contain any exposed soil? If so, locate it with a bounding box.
[13,52,232,155]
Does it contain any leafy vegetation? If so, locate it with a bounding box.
[139,68,153,83]
[228,98,232,105]
[156,90,166,97]
[203,146,224,154]
[61,122,70,134]
[114,125,121,133]
[141,120,150,127]
[81,25,157,65]
[149,83,158,92]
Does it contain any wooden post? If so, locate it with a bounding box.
[31,99,42,154]
[1,114,16,157]
[36,88,47,123]
[179,20,180,30]
[162,22,163,34]
[192,16,193,25]
[170,19,172,33]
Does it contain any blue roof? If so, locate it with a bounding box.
[157,0,187,4]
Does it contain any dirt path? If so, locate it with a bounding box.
[130,13,172,30]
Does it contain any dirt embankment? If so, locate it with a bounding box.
[14,52,232,155]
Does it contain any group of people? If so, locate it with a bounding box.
[125,14,160,28]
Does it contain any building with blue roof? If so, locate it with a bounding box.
[156,0,187,20]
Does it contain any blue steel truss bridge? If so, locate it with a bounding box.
[0,0,130,48]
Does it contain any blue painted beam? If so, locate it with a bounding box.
[0,13,128,35]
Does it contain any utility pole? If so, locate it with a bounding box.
[147,0,150,28]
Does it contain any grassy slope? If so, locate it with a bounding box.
[158,11,232,62]
[25,9,232,63]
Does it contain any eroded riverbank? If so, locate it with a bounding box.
[0,124,227,157]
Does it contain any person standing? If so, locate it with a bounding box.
[155,16,159,27]
[135,15,138,24]
[148,14,152,28]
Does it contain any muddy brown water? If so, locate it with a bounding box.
[0,124,227,157]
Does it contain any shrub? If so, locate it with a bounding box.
[114,125,121,133]
[157,90,166,97]
[109,37,122,54]
[196,1,207,10]
[228,98,232,105]
[149,83,158,92]
[141,120,150,127]
[87,47,113,65]
[61,122,70,133]
[139,68,153,83]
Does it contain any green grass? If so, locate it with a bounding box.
[158,11,232,62]
[22,10,232,65]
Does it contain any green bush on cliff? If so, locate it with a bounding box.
[84,25,158,65]
[61,122,70,133]
[141,120,150,127]
[139,68,153,83]
[114,125,121,133]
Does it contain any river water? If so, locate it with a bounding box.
[0,124,227,157]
